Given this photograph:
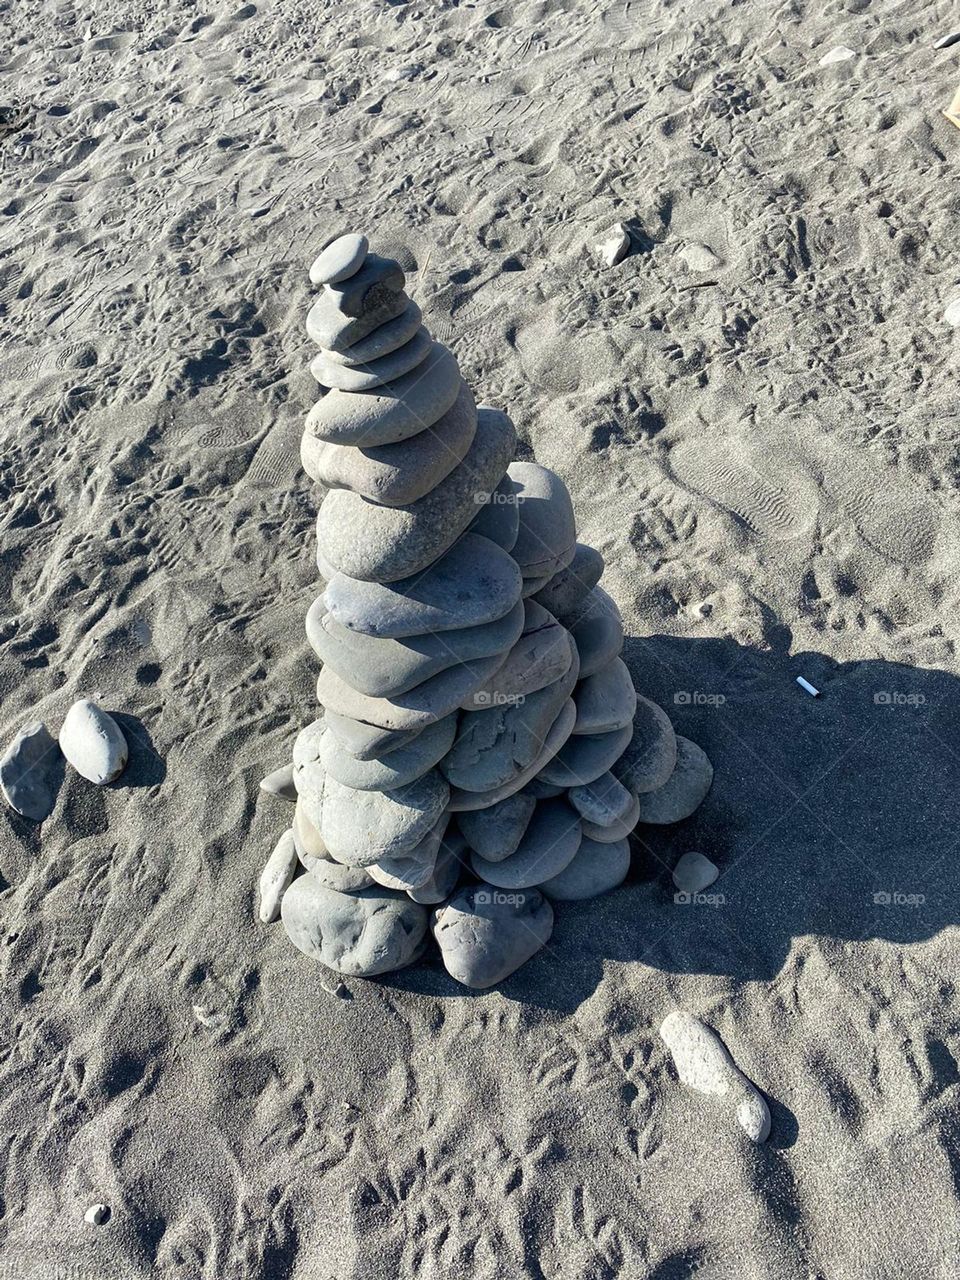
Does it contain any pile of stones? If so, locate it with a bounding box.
[257,233,713,989]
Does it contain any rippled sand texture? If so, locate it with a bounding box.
[2,0,960,1276]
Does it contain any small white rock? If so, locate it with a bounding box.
[933,30,960,50]
[84,1203,110,1226]
[58,699,127,785]
[597,223,630,268]
[660,1011,771,1143]
[943,298,960,328]
[818,45,856,66]
[258,829,299,923]
[678,242,721,272]
[260,764,297,802]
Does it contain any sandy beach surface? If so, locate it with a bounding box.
[2,0,960,1275]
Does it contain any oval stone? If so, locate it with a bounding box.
[318,717,457,791]
[532,543,604,619]
[470,799,582,889]
[308,769,450,866]
[281,878,428,976]
[323,532,522,639]
[305,253,407,352]
[568,770,635,826]
[614,696,677,794]
[432,884,554,989]
[324,299,423,366]
[309,232,368,286]
[316,407,516,583]
[407,831,466,905]
[307,596,525,699]
[302,382,477,506]
[322,711,428,762]
[581,792,640,842]
[537,722,633,788]
[367,815,447,891]
[508,461,577,574]
[572,656,637,734]
[634,736,713,824]
[310,326,432,392]
[446,698,576,812]
[58,699,127,785]
[537,836,630,901]
[305,343,462,448]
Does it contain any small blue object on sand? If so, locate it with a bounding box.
[796,676,820,697]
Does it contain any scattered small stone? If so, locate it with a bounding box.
[944,298,960,328]
[0,721,61,821]
[58,699,128,785]
[258,829,299,923]
[596,222,630,268]
[672,851,719,895]
[84,1203,111,1227]
[260,764,297,802]
[660,1011,771,1143]
[818,45,856,66]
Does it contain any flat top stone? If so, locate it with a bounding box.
[323,532,523,638]
[432,884,554,988]
[309,232,368,286]
[470,798,582,889]
[508,461,577,572]
[635,736,713,825]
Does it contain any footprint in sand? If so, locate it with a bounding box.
[669,434,818,541]
[660,1010,771,1143]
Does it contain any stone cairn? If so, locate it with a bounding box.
[257,233,713,989]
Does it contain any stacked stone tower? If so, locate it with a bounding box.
[258,233,713,989]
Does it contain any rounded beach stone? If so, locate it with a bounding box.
[467,472,520,552]
[0,721,60,821]
[614,696,677,794]
[520,570,554,598]
[508,461,577,575]
[258,829,299,923]
[305,253,407,352]
[407,831,465,905]
[324,299,423,366]
[316,407,517,583]
[281,877,428,976]
[572,656,637,734]
[310,769,450,866]
[520,539,576,582]
[446,698,576,812]
[537,722,633,788]
[307,595,525,699]
[537,835,630,900]
[458,792,536,862]
[293,803,376,891]
[260,763,297,802]
[310,326,432,392]
[581,791,640,842]
[532,543,604,619]
[323,532,523,639]
[316,646,509,733]
[569,590,624,677]
[58,699,127,785]
[672,850,719,895]
[568,770,635,826]
[301,381,477,506]
[432,884,554,989]
[460,600,572,711]
[441,636,579,793]
[318,717,456,791]
[470,798,582,889]
[305,343,461,448]
[322,711,427,762]
[367,815,447,891]
[634,736,713,824]
[309,232,368,286]
[659,1011,771,1143]
[293,797,327,858]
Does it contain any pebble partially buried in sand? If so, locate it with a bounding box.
[255,231,716,986]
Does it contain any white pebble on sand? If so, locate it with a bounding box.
[596,223,630,268]
[944,298,960,328]
[259,829,299,923]
[660,1011,771,1143]
[818,45,856,66]
[58,699,127,785]
[678,243,721,272]
[84,1204,110,1226]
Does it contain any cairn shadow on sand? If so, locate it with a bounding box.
[384,628,960,1025]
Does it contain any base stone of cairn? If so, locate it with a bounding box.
[257,233,713,989]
